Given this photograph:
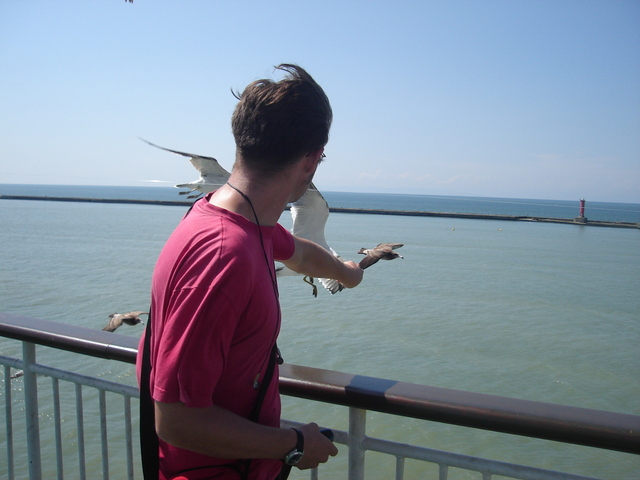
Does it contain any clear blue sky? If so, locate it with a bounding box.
[1,1,638,203]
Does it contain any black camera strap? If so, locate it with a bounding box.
[241,342,280,480]
[139,310,159,480]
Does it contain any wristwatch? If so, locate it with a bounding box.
[283,428,304,466]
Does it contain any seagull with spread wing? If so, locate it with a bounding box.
[140,138,228,197]
[103,311,148,332]
[358,243,404,269]
[141,139,345,295]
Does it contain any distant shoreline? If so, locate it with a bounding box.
[1,194,638,229]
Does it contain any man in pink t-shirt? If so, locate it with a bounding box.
[137,64,363,480]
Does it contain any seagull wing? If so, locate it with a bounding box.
[140,138,230,193]
[377,242,404,250]
[358,251,383,270]
[186,156,230,186]
[122,311,149,318]
[289,183,344,294]
[319,277,345,294]
[103,315,123,332]
[290,183,331,248]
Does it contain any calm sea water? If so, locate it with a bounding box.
[0,185,638,479]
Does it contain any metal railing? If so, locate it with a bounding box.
[1,312,639,480]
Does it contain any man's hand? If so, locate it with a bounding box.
[339,260,363,289]
[295,423,338,470]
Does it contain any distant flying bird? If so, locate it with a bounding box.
[103,311,148,332]
[141,139,345,296]
[139,138,228,198]
[358,243,404,270]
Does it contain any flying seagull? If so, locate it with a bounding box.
[140,138,228,198]
[141,139,345,295]
[358,243,404,270]
[103,311,148,332]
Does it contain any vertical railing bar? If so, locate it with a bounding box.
[76,383,86,480]
[52,377,64,480]
[99,389,109,480]
[310,467,319,480]
[348,407,366,480]
[395,456,405,480]
[4,365,15,480]
[23,342,42,480]
[438,464,448,480]
[124,395,134,480]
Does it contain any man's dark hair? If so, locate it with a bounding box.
[231,64,332,176]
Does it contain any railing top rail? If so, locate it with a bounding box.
[278,363,640,455]
[2,312,639,455]
[0,312,139,363]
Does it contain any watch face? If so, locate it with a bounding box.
[285,450,303,466]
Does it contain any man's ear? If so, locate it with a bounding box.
[304,148,324,172]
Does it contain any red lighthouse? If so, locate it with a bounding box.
[575,198,587,223]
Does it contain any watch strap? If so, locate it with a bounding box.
[292,428,304,453]
[283,428,304,466]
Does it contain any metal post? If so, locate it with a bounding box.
[4,365,15,480]
[348,407,366,480]
[52,377,64,480]
[439,464,448,480]
[395,456,405,480]
[124,396,134,480]
[99,389,109,480]
[22,342,42,480]
[76,383,86,480]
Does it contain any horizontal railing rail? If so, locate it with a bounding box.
[1,312,638,457]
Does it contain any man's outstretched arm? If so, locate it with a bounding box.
[282,236,363,288]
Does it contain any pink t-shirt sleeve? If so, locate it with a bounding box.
[273,223,295,261]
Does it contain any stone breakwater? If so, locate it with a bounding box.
[1,195,638,229]
[329,207,639,229]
